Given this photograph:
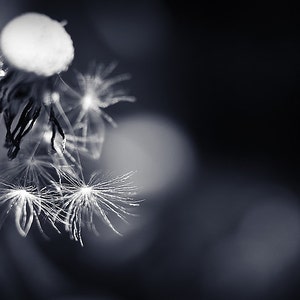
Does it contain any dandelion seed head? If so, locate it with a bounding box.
[10,189,32,201]
[0,12,74,76]
[3,185,36,200]
[58,63,135,160]
[81,92,98,112]
[3,150,58,188]
[10,188,39,205]
[80,185,93,195]
[73,63,135,115]
[0,183,59,237]
[59,171,140,245]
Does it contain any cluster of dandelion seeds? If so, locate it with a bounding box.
[0,12,139,245]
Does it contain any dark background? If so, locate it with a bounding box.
[2,0,300,299]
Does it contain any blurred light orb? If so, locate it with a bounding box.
[100,114,198,196]
[205,198,300,295]
[237,201,300,271]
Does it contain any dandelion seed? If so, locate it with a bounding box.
[38,124,82,177]
[0,183,59,237]
[62,62,135,159]
[1,120,70,190]
[76,62,135,116]
[0,12,74,159]
[58,170,140,246]
[3,151,57,188]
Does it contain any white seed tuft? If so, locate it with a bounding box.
[0,12,74,77]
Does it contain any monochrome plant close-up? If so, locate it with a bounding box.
[0,12,140,246]
[4,2,300,300]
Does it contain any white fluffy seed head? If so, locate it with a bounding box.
[0,12,74,77]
